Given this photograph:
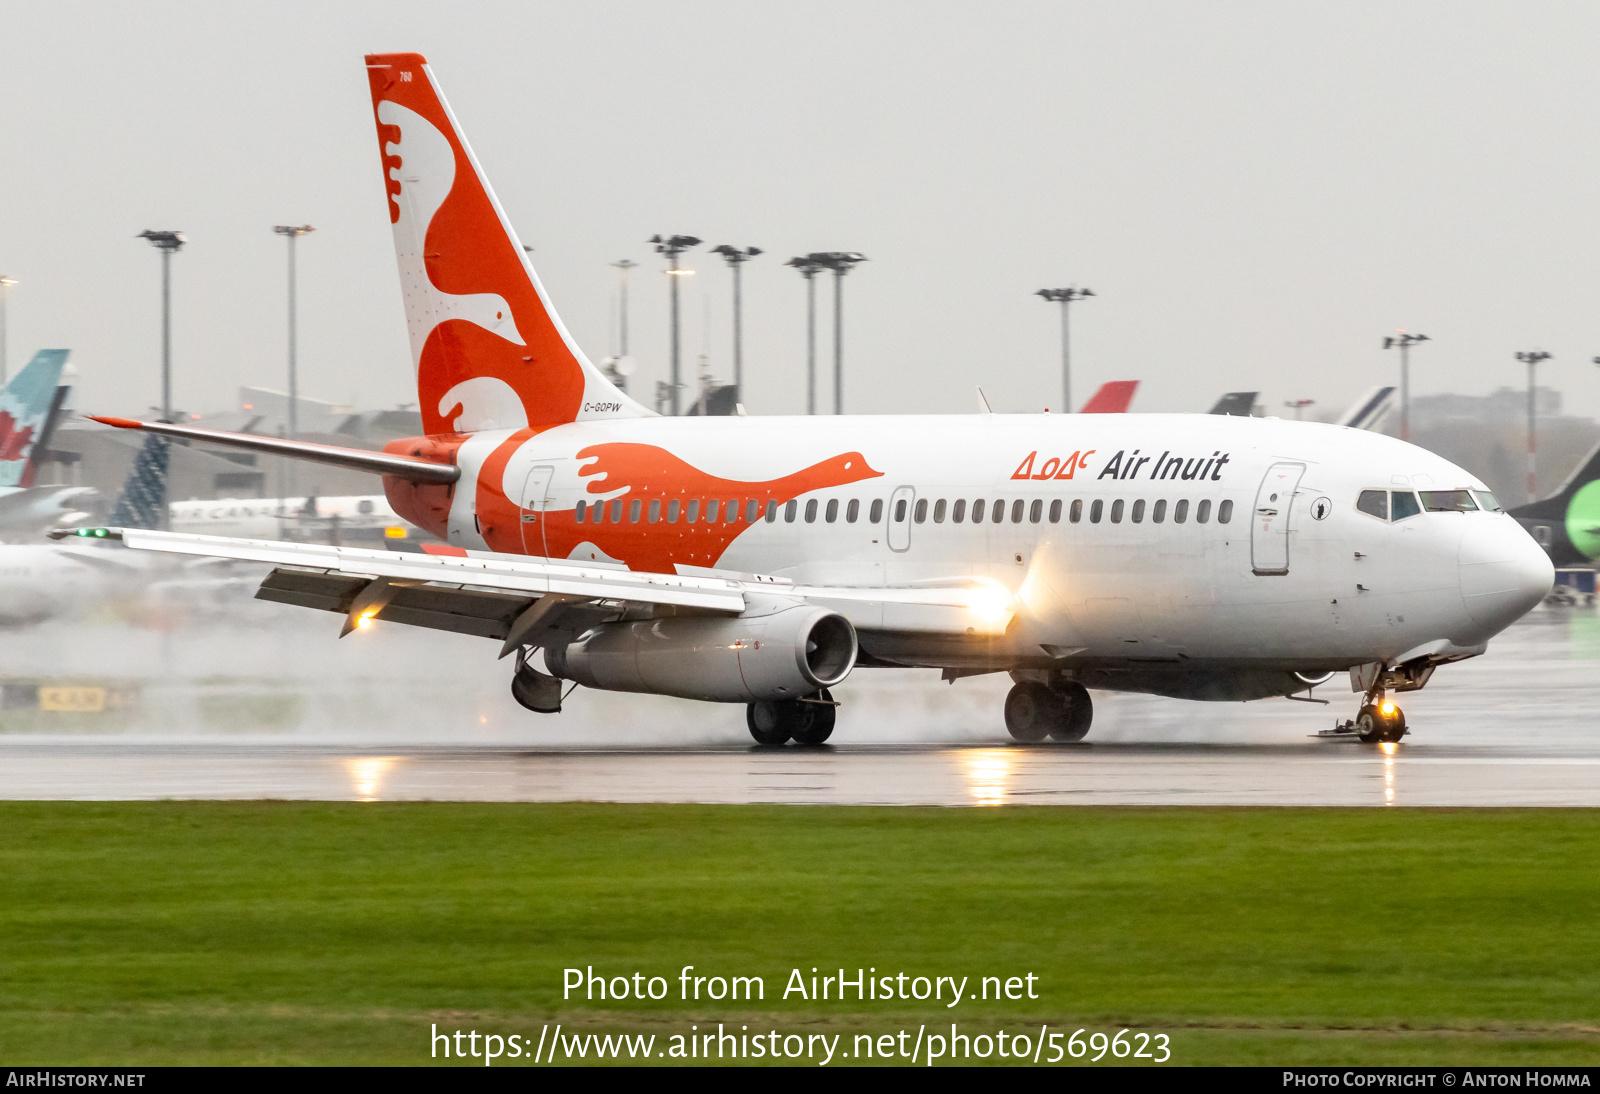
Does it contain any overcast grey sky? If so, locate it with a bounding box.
[3,1,1599,423]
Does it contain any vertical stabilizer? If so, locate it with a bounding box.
[0,350,69,487]
[108,433,170,530]
[365,52,650,435]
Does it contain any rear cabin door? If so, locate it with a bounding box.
[519,465,556,557]
[887,486,915,552]
[1251,462,1306,575]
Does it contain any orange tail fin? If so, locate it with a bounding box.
[365,53,649,434]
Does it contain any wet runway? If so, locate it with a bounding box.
[0,604,1596,806]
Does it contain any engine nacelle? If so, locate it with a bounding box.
[545,598,857,703]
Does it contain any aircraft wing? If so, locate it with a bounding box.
[79,529,1008,649]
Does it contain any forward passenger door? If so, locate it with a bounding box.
[1251,462,1306,575]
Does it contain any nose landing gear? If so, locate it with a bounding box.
[1322,690,1408,743]
[1356,698,1407,743]
[1004,680,1094,743]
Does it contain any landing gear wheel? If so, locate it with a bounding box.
[746,701,793,745]
[790,689,836,746]
[1048,682,1093,742]
[1355,702,1407,744]
[747,692,836,746]
[1005,681,1058,742]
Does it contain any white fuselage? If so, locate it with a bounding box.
[169,495,416,544]
[430,412,1550,692]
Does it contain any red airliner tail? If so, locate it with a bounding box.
[1079,380,1139,414]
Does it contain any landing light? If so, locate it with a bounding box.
[966,581,1015,624]
[1379,700,1396,716]
[356,612,376,631]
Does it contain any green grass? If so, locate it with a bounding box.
[2,803,1599,1065]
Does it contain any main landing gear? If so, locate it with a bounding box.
[1004,680,1093,743]
[747,689,836,746]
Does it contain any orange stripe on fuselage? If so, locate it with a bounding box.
[473,439,883,572]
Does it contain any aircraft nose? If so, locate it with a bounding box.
[1458,515,1554,633]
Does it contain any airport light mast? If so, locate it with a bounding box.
[1516,349,1552,503]
[650,235,700,415]
[785,256,825,414]
[806,252,866,415]
[272,226,315,440]
[137,230,186,421]
[609,259,638,392]
[1036,286,1094,413]
[1382,331,1429,442]
[0,275,16,384]
[710,245,761,402]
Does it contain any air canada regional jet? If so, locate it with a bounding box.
[83,52,1554,746]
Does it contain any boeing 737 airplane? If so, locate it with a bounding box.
[84,52,1552,745]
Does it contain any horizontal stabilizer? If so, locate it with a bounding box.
[86,417,460,485]
[1079,380,1139,414]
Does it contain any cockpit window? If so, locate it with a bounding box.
[1420,490,1477,513]
[1472,490,1502,513]
[1356,490,1388,520]
[1390,491,1422,521]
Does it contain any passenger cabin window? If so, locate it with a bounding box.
[993,500,1005,524]
[1472,490,1502,513]
[1131,499,1145,523]
[1030,500,1043,523]
[1110,499,1124,523]
[1152,499,1166,523]
[915,499,928,523]
[1391,491,1422,521]
[629,499,642,522]
[1090,500,1104,523]
[826,499,839,523]
[1421,490,1476,513]
[785,500,798,522]
[933,499,947,523]
[765,501,778,522]
[1010,499,1024,523]
[1070,499,1082,523]
[847,499,860,523]
[1218,499,1233,523]
[806,499,819,522]
[972,500,986,522]
[576,500,588,522]
[869,499,884,523]
[705,500,720,522]
[1049,499,1062,523]
[1196,499,1211,523]
[746,499,760,523]
[648,499,661,522]
[893,499,907,522]
[610,499,624,523]
[952,499,967,523]
[1357,490,1388,520]
[1173,499,1188,523]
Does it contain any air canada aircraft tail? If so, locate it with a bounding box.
[0,350,70,488]
[364,52,650,435]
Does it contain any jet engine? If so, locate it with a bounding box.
[545,598,857,703]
